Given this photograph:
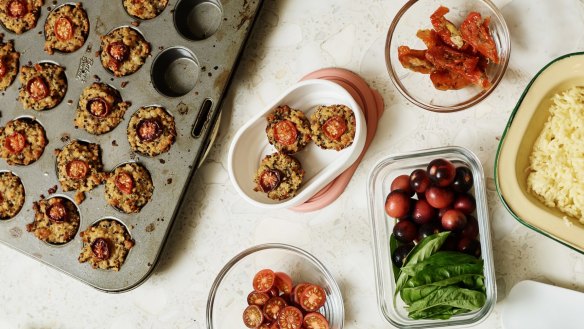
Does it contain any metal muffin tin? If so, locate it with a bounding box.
[0,0,263,292]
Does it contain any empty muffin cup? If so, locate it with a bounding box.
[151,46,200,97]
[174,0,223,41]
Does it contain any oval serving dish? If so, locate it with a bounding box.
[496,52,584,253]
[228,79,366,209]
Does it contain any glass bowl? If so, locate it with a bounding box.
[206,243,344,328]
[367,146,496,328]
[386,0,511,112]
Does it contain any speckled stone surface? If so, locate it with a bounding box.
[2,0,584,327]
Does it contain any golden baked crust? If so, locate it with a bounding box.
[0,171,24,219]
[253,152,304,201]
[0,0,44,34]
[310,104,356,151]
[26,197,80,244]
[100,26,150,77]
[127,106,176,156]
[123,0,168,20]
[105,162,153,213]
[0,117,46,165]
[266,105,311,154]
[74,83,129,135]
[44,3,89,54]
[18,62,67,111]
[56,140,106,193]
[0,38,19,91]
[78,219,134,271]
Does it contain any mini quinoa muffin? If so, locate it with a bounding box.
[105,162,153,213]
[18,62,67,111]
[127,106,176,156]
[310,104,356,151]
[0,117,47,165]
[74,83,130,135]
[123,0,168,20]
[0,38,19,91]
[253,152,304,201]
[26,196,80,244]
[266,105,311,154]
[0,171,24,219]
[56,140,106,202]
[100,26,150,77]
[0,0,43,34]
[44,3,89,54]
[78,219,134,271]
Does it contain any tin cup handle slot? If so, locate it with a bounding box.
[192,98,214,138]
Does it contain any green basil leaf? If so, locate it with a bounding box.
[389,234,401,282]
[400,251,481,277]
[394,232,450,299]
[406,286,486,314]
[405,261,484,287]
[408,305,468,320]
[401,274,484,304]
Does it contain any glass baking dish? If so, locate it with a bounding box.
[367,146,496,328]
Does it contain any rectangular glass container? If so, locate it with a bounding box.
[367,146,496,328]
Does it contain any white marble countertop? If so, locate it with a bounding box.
[3,0,584,328]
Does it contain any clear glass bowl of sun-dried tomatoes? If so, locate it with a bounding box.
[386,0,510,112]
[206,243,345,328]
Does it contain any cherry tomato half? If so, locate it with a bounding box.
[47,202,67,222]
[425,45,490,89]
[115,172,134,195]
[304,312,330,329]
[27,76,49,100]
[292,283,309,305]
[299,284,326,312]
[108,41,129,62]
[277,306,303,329]
[242,305,264,329]
[275,272,293,295]
[86,97,111,118]
[247,291,270,306]
[259,169,282,193]
[274,120,298,146]
[137,119,163,142]
[4,131,26,154]
[54,16,73,41]
[253,269,276,293]
[263,296,287,322]
[66,160,89,180]
[7,0,27,18]
[322,116,347,141]
[91,238,110,260]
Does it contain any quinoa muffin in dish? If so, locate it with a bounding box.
[105,162,153,213]
[0,38,19,91]
[0,171,24,219]
[100,26,150,77]
[74,83,130,135]
[127,106,176,156]
[0,117,47,165]
[123,0,168,20]
[26,196,80,244]
[253,152,304,201]
[78,219,134,271]
[44,3,89,54]
[266,105,311,154]
[56,140,106,203]
[18,62,67,111]
[310,104,356,151]
[0,0,43,34]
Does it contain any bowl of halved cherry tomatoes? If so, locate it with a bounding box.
[386,0,510,112]
[206,243,344,329]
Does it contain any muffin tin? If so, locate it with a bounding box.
[0,0,264,292]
